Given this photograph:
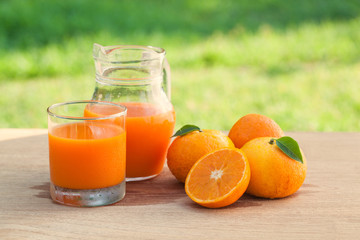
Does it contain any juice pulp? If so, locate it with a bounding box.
[48,122,126,189]
[84,102,175,178]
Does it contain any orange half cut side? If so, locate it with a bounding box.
[185,148,250,208]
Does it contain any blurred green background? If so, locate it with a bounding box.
[0,0,359,131]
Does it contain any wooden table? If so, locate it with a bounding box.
[1,129,359,239]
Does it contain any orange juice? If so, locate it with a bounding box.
[48,122,126,189]
[84,102,175,178]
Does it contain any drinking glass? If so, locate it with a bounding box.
[47,101,127,207]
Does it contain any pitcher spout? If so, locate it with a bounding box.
[93,43,108,60]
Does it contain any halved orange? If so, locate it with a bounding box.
[185,148,250,208]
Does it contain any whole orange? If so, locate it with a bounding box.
[167,129,234,183]
[241,137,307,199]
[228,113,284,149]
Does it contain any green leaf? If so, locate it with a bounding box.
[171,124,201,137]
[272,136,303,164]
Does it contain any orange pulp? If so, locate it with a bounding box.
[48,122,126,189]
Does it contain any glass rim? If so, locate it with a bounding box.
[47,100,127,121]
[93,43,166,63]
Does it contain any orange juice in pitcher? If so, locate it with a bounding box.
[91,44,175,181]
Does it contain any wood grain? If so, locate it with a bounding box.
[0,129,359,239]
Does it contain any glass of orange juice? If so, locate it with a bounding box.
[47,101,127,207]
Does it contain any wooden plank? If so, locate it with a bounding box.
[0,129,359,239]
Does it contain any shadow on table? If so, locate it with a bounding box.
[183,184,318,210]
[114,173,185,206]
[30,172,186,207]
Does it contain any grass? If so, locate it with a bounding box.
[1,0,360,131]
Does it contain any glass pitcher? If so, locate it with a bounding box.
[91,44,176,181]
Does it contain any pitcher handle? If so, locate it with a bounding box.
[163,57,171,100]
